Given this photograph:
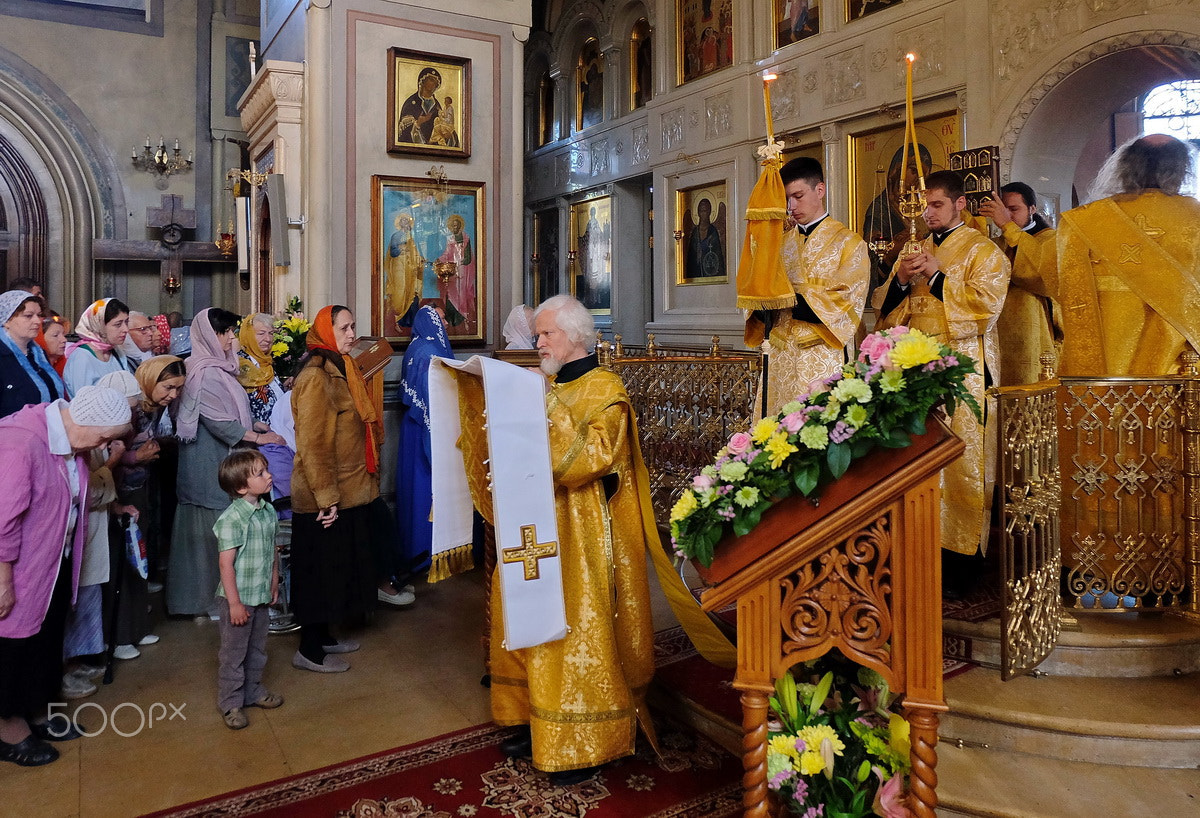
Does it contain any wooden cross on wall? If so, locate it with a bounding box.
[92,194,232,295]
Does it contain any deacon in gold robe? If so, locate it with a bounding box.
[873,170,1010,555]
[979,182,1062,385]
[746,157,870,417]
[1056,134,1200,376]
[485,294,655,785]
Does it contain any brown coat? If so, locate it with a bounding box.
[290,355,379,513]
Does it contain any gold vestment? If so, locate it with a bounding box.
[749,219,870,416]
[996,221,1062,385]
[1056,191,1200,376]
[873,226,1010,554]
[459,365,728,771]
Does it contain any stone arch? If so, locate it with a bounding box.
[550,1,607,77]
[998,31,1200,203]
[0,45,125,314]
[523,35,556,150]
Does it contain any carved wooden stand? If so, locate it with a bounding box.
[695,421,964,817]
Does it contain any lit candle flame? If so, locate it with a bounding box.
[762,70,777,82]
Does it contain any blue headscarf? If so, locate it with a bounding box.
[399,306,452,434]
[0,289,64,402]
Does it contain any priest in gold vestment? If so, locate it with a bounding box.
[477,295,701,785]
[1056,134,1200,376]
[873,170,1010,555]
[746,157,870,417]
[980,182,1062,385]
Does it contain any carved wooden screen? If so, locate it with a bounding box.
[1058,375,1198,614]
[604,339,761,525]
[993,380,1062,679]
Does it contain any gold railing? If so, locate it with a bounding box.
[1057,353,1200,619]
[991,356,1062,679]
[598,332,761,525]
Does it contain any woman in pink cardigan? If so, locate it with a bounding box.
[0,387,131,767]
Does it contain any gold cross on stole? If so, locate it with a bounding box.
[502,524,559,581]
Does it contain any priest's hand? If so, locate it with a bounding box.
[978,193,1011,228]
[317,505,339,528]
[897,251,936,285]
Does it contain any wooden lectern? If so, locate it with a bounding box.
[695,420,964,817]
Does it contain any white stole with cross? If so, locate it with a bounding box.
[428,355,568,650]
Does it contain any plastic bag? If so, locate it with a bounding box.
[125,518,148,580]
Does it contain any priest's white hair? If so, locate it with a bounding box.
[1089,133,1195,201]
[533,294,595,351]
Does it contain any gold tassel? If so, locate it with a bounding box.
[736,293,799,311]
[427,544,475,583]
[744,207,788,220]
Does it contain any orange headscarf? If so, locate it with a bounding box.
[308,305,384,473]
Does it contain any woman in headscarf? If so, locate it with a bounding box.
[62,298,132,395]
[236,313,295,505]
[35,315,68,378]
[132,356,186,593]
[0,290,63,418]
[149,315,171,356]
[500,304,536,350]
[395,306,452,592]
[289,305,408,674]
[168,309,285,617]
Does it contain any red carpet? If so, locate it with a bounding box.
[143,721,741,818]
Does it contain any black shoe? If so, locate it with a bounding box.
[30,718,85,742]
[548,765,600,786]
[0,735,59,766]
[499,725,532,759]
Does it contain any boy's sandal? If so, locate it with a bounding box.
[248,692,284,709]
[0,735,59,766]
[223,708,248,730]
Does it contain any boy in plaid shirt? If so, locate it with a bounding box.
[214,450,284,729]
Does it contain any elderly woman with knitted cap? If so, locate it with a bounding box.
[0,385,130,767]
[0,290,64,419]
[62,298,132,396]
[169,309,286,618]
[289,305,408,674]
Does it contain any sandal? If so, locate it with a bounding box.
[223,708,248,730]
[248,691,284,709]
[0,735,59,767]
[30,718,85,742]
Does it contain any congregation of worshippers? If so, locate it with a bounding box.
[0,131,1195,782]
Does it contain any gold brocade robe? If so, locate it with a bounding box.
[995,221,1062,386]
[749,218,870,417]
[483,367,657,772]
[873,226,1010,554]
[1056,191,1200,376]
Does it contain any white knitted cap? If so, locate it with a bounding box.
[96,370,142,400]
[69,385,133,427]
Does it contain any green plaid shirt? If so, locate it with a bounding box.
[213,497,278,607]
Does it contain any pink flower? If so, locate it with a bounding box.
[858,333,895,364]
[890,325,909,335]
[873,770,913,818]
[727,431,753,455]
[781,411,805,433]
[692,473,714,491]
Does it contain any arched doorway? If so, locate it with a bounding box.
[1005,41,1200,211]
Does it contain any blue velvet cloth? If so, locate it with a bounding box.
[394,307,452,582]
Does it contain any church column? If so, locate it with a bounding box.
[601,40,621,122]
[303,0,334,310]
[820,123,846,216]
[551,70,568,144]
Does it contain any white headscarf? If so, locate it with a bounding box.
[501,304,535,349]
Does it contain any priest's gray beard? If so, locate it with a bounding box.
[539,355,563,376]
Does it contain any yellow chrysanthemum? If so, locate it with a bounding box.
[765,432,798,468]
[888,713,911,759]
[270,341,288,357]
[890,330,942,369]
[799,750,825,776]
[752,416,779,445]
[798,724,845,757]
[670,490,698,523]
[769,734,802,762]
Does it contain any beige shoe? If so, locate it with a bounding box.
[248,691,284,709]
[291,650,350,673]
[223,708,248,730]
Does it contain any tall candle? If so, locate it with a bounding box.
[905,53,924,180]
[762,71,777,144]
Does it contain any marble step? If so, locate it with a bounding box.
[940,667,1200,769]
[944,610,1200,677]
[936,741,1200,817]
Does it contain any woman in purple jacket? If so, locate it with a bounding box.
[0,386,130,767]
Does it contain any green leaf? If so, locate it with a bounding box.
[905,413,927,435]
[794,462,820,496]
[809,671,834,717]
[827,442,851,479]
[882,427,911,448]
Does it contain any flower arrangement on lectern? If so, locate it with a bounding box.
[670,326,981,567]
[767,657,913,817]
[271,296,311,381]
